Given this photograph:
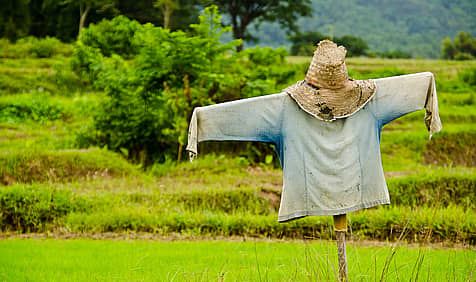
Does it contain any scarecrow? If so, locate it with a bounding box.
[186,40,442,280]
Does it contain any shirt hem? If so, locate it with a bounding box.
[277,199,390,223]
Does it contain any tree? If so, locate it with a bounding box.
[289,32,369,57]
[441,37,456,59]
[62,0,117,37]
[0,0,31,41]
[116,0,200,31]
[442,32,476,60]
[154,0,179,29]
[208,0,312,51]
[334,35,369,57]
[288,31,326,55]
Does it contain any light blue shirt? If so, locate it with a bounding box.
[187,72,442,222]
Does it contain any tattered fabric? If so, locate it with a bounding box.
[186,72,442,222]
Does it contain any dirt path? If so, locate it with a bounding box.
[1,232,473,250]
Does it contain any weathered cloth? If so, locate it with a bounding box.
[186,72,442,222]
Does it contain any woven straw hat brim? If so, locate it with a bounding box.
[285,79,376,121]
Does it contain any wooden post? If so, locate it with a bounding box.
[333,214,348,282]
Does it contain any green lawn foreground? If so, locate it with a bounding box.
[0,238,473,281]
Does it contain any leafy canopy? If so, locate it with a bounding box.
[442,32,476,60]
[206,0,312,50]
[72,6,297,164]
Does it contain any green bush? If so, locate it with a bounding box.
[83,7,244,164]
[30,36,62,58]
[72,8,304,164]
[79,16,143,58]
[244,46,288,66]
[442,32,476,60]
[240,46,297,99]
[70,42,105,85]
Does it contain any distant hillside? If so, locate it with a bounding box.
[249,0,475,58]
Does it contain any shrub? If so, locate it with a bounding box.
[244,46,288,66]
[442,32,476,60]
[70,42,105,85]
[79,15,143,58]
[30,36,62,58]
[87,7,244,164]
[288,32,368,56]
[75,7,302,164]
[240,46,296,98]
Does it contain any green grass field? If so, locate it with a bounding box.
[0,238,473,281]
[0,50,475,280]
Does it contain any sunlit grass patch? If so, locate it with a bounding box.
[0,239,473,281]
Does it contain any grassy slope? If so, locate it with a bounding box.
[0,56,475,243]
[0,239,473,281]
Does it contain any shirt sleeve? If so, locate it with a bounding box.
[369,72,442,138]
[186,93,286,160]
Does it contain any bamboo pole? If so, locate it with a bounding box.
[333,214,348,282]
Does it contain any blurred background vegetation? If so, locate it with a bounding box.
[1,0,475,58]
[0,1,475,244]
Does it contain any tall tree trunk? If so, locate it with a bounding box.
[233,24,245,52]
[156,0,178,29]
[163,7,171,29]
[78,3,90,37]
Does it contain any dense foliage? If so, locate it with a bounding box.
[442,32,476,60]
[79,15,142,58]
[71,7,299,163]
[1,0,475,58]
[0,36,474,244]
[255,0,476,58]
[289,31,369,57]
[0,0,200,42]
[206,0,312,51]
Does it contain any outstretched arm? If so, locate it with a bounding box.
[369,72,442,138]
[186,93,286,160]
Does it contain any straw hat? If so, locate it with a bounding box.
[284,40,376,121]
